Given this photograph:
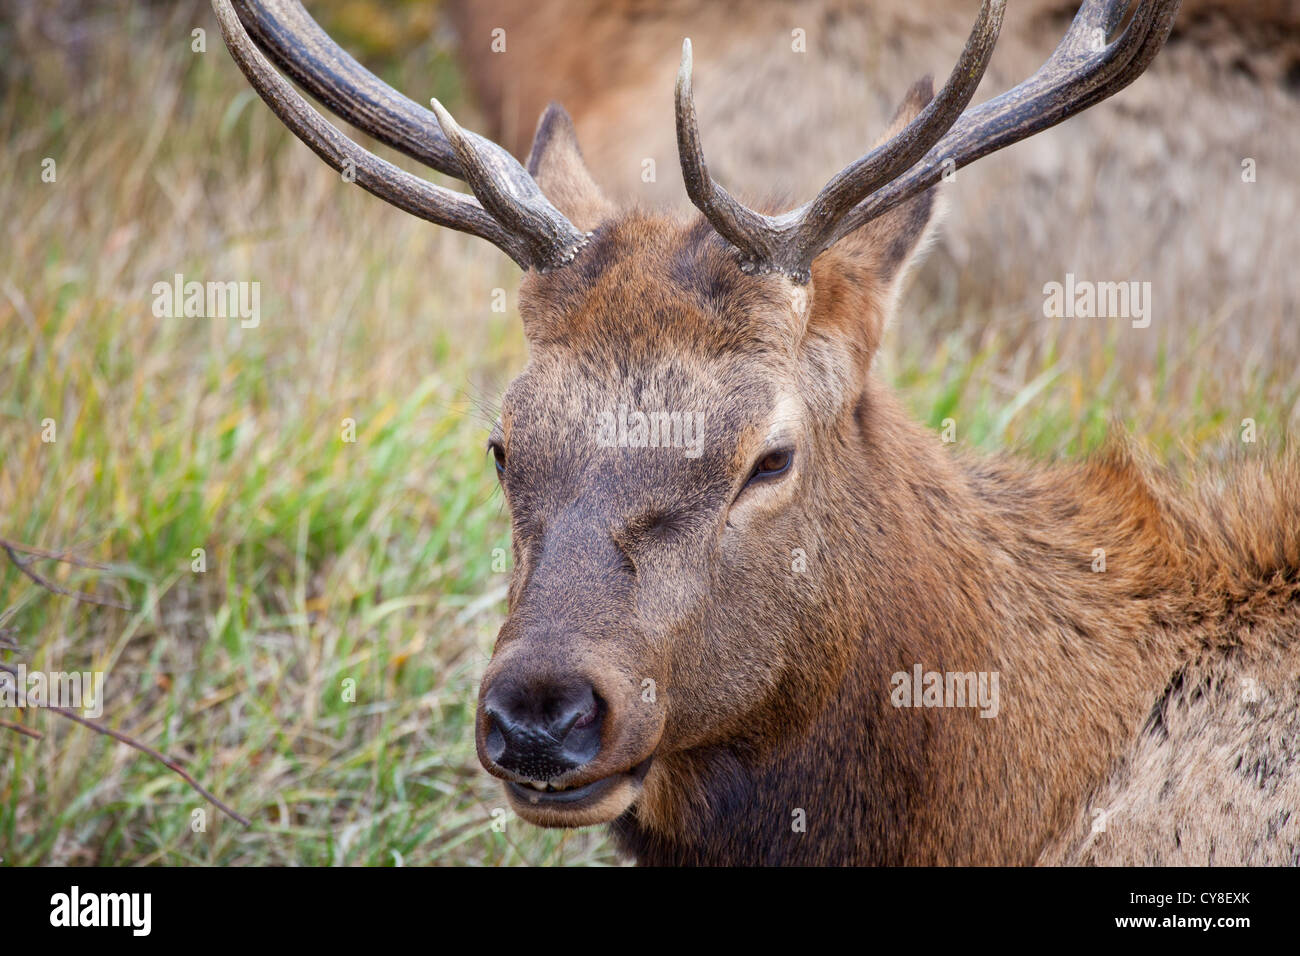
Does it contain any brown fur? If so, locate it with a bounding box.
[471,89,1300,864]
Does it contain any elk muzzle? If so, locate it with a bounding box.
[476,644,662,828]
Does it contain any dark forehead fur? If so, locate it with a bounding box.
[518,210,798,364]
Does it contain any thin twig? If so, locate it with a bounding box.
[0,535,117,571]
[0,660,250,826]
[0,717,42,740]
[0,538,249,827]
[47,705,251,827]
[3,545,133,611]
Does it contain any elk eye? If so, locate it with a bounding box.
[746,448,793,487]
[489,442,506,477]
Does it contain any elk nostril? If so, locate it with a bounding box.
[552,685,598,738]
[485,719,506,765]
[555,691,603,769]
[572,702,597,730]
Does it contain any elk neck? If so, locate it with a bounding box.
[614,379,1202,864]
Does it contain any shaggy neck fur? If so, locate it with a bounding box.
[612,381,1300,865]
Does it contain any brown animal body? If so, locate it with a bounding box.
[213,0,1300,865]
[511,211,1300,866]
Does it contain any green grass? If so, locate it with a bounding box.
[0,1,1295,866]
[0,0,615,866]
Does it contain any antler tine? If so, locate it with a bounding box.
[1061,0,1132,54]
[819,0,1181,253]
[213,0,588,271]
[788,0,1004,271]
[430,99,590,270]
[211,0,519,260]
[678,0,1180,282]
[676,0,1005,282]
[674,39,775,269]
[229,0,461,177]
[1060,0,1180,112]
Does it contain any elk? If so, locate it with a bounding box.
[214,0,1300,865]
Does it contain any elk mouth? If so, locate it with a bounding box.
[504,755,655,824]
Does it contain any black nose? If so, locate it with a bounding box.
[483,678,603,781]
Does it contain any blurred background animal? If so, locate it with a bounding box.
[451,0,1300,398]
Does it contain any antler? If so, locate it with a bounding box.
[677,0,1182,282]
[211,0,589,271]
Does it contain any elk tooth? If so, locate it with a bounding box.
[529,782,547,791]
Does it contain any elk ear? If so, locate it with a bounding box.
[809,78,943,354]
[844,77,943,287]
[526,103,615,231]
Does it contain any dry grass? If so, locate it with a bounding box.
[0,0,611,865]
[0,0,1295,865]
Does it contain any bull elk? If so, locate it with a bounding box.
[213,0,1300,865]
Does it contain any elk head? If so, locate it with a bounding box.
[214,0,1181,829]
